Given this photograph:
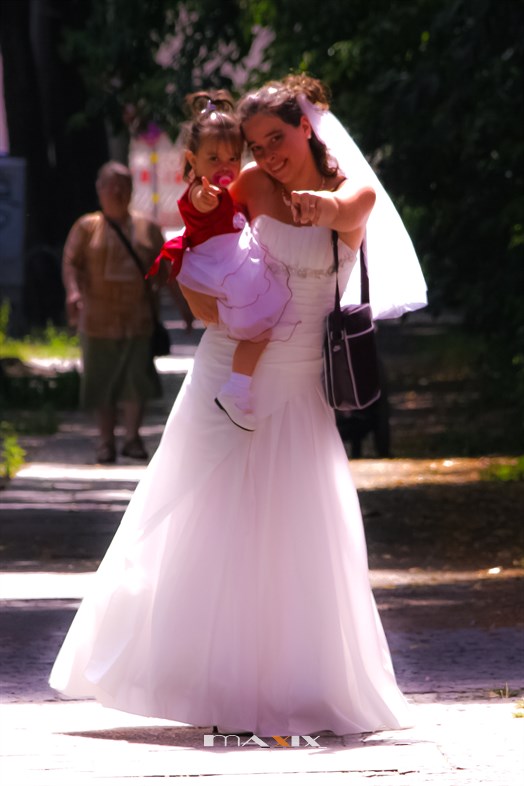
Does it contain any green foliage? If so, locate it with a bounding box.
[489,683,521,699]
[60,0,523,420]
[0,368,80,411]
[0,300,9,344]
[0,322,80,413]
[481,457,524,483]
[2,406,59,436]
[61,0,256,136]
[41,324,80,358]
[0,423,26,479]
[254,0,523,422]
[256,1,523,332]
[0,326,80,360]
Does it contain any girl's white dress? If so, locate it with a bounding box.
[167,188,296,342]
[50,216,411,736]
[177,215,295,342]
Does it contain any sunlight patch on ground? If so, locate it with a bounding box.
[1,700,521,783]
[370,567,523,588]
[25,354,195,374]
[350,457,517,489]
[1,568,520,601]
[15,457,514,488]
[154,355,194,372]
[16,464,146,482]
[0,571,95,600]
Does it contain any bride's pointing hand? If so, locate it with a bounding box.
[292,184,376,237]
[290,190,338,226]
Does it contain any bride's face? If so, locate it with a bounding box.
[242,113,313,187]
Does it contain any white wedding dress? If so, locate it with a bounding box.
[50,216,411,736]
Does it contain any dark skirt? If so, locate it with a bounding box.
[81,336,162,409]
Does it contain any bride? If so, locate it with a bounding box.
[50,75,427,736]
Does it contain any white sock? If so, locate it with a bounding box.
[219,372,252,410]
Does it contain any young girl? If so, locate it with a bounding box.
[150,92,295,430]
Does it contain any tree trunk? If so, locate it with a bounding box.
[0,0,53,247]
[0,0,109,327]
[32,0,109,240]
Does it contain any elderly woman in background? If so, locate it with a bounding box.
[63,161,187,464]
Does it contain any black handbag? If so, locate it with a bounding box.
[323,231,381,411]
[104,215,171,357]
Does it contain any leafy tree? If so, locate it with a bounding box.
[3,0,522,406]
[245,0,523,414]
[61,0,259,137]
[247,1,523,326]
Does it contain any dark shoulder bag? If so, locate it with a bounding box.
[323,231,381,411]
[104,215,171,357]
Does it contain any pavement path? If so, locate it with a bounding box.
[1,319,523,784]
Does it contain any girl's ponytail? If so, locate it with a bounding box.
[181,90,242,181]
[184,90,236,118]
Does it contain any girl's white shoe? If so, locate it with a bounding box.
[215,394,256,431]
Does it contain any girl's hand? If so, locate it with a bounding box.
[191,176,222,213]
[290,190,338,226]
[178,284,219,325]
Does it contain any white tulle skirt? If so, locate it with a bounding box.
[177,226,296,342]
[50,324,411,735]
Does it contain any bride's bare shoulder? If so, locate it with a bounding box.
[230,164,276,216]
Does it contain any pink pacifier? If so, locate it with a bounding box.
[212,171,234,187]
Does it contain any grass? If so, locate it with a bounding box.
[1,299,78,360]
[480,457,524,482]
[0,423,26,479]
[488,683,521,700]
[0,324,80,361]
[1,303,79,418]
[2,406,59,435]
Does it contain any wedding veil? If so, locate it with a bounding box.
[297,95,427,319]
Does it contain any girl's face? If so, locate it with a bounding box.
[242,113,312,186]
[186,136,242,187]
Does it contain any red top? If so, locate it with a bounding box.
[148,187,243,280]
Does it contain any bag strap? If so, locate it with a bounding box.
[104,214,158,320]
[330,231,369,340]
[359,235,370,304]
[331,230,369,306]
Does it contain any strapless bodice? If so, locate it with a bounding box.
[251,215,357,354]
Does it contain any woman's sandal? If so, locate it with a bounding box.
[121,437,149,460]
[96,443,116,464]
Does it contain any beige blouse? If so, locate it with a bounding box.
[63,211,165,339]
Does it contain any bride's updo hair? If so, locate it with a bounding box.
[237,75,338,178]
[181,89,244,181]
